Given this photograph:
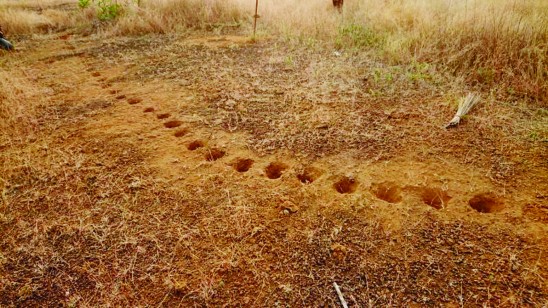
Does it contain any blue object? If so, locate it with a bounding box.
[0,38,13,51]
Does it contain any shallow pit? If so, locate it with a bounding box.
[372,182,402,203]
[469,193,504,213]
[91,72,101,77]
[265,162,288,179]
[234,158,254,173]
[115,94,126,100]
[157,113,171,119]
[128,98,142,105]
[419,187,451,209]
[205,149,226,161]
[334,176,358,194]
[297,167,321,184]
[164,120,182,128]
[143,107,154,113]
[188,140,204,150]
[297,173,315,184]
[174,129,188,137]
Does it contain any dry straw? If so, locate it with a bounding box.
[446,93,480,128]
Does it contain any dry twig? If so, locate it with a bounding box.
[333,282,348,308]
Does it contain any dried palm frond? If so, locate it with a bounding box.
[445,92,480,128]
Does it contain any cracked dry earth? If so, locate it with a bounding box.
[0,33,547,306]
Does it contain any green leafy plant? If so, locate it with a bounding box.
[96,0,123,21]
[284,55,294,66]
[78,0,92,9]
[406,61,432,82]
[336,23,385,49]
[78,0,124,21]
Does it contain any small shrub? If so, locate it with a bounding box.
[78,0,125,21]
[406,61,433,82]
[336,23,384,49]
[96,0,123,21]
[78,0,92,9]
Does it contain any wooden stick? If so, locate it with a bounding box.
[333,282,348,308]
[253,0,259,37]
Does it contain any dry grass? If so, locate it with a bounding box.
[1,0,545,100]
[1,138,545,305]
[256,0,548,100]
[0,0,88,35]
[0,70,46,144]
[0,107,545,305]
[110,0,247,35]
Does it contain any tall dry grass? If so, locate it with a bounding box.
[0,0,546,99]
[254,0,547,99]
[110,0,247,35]
[0,0,89,35]
[111,0,546,99]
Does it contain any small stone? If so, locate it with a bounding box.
[280,200,299,213]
